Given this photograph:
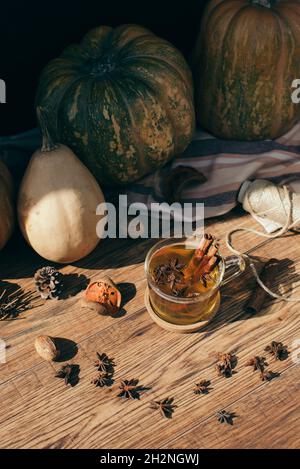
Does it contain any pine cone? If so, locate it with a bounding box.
[34,267,63,299]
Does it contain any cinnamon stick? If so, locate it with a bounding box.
[244,258,280,315]
[183,234,215,281]
[193,243,220,282]
[180,234,220,288]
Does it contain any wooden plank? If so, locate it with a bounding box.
[0,210,300,448]
[0,282,298,448]
[167,365,300,449]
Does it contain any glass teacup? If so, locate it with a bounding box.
[145,237,245,326]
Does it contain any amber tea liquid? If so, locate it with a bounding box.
[149,244,220,325]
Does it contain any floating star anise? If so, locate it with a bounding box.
[55,364,79,386]
[215,352,238,378]
[193,380,212,395]
[260,370,280,382]
[245,356,268,373]
[153,257,186,291]
[172,286,188,297]
[91,371,113,388]
[217,409,236,425]
[150,397,177,419]
[94,352,115,373]
[264,341,289,361]
[118,379,149,400]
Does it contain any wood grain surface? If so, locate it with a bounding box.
[0,208,300,449]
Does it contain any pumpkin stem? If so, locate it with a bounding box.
[36,106,59,152]
[250,0,275,7]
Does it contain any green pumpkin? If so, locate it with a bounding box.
[36,24,195,186]
[193,0,300,141]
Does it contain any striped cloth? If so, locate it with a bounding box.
[126,122,300,219]
[1,123,300,219]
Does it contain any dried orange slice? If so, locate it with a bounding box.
[85,278,121,315]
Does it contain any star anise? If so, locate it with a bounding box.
[91,371,113,388]
[150,397,177,419]
[55,364,79,386]
[172,287,199,298]
[260,370,280,382]
[117,379,149,400]
[153,257,186,291]
[215,352,238,378]
[94,352,115,373]
[217,409,236,425]
[245,356,268,373]
[172,286,188,297]
[193,380,212,395]
[264,341,289,361]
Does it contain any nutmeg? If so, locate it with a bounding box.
[34,335,60,361]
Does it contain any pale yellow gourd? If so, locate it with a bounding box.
[17,108,105,263]
[0,161,14,250]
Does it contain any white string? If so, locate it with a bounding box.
[226,184,300,302]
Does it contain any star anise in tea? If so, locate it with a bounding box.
[55,364,79,386]
[150,397,177,419]
[172,286,188,297]
[172,286,199,298]
[118,379,149,400]
[94,352,115,373]
[245,356,268,373]
[91,371,113,388]
[153,257,186,291]
[264,341,289,361]
[193,380,212,395]
[215,352,238,378]
[260,370,280,382]
[217,409,236,425]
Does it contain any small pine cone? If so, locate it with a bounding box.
[34,266,63,299]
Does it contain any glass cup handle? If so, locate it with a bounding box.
[222,255,246,286]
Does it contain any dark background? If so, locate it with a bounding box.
[0,0,208,136]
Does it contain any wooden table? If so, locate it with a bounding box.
[1,208,300,449]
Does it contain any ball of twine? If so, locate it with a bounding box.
[226,179,300,302]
